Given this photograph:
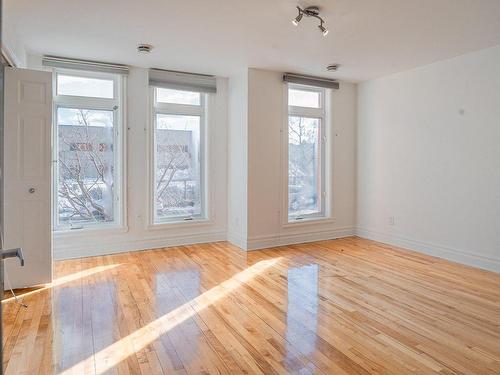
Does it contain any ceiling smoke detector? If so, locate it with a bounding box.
[327,64,340,72]
[137,44,154,54]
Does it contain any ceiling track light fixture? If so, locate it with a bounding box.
[292,5,329,36]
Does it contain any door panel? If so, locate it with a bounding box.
[4,67,52,288]
[19,116,49,178]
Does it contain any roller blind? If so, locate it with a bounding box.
[149,68,217,93]
[42,56,129,75]
[283,73,339,90]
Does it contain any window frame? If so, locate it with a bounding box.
[51,68,126,232]
[286,83,328,223]
[149,86,208,225]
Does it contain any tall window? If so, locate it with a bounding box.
[152,87,206,223]
[287,84,326,221]
[53,70,122,229]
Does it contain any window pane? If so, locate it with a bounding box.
[155,114,202,220]
[288,116,321,218]
[56,108,115,226]
[156,88,201,105]
[288,88,320,108]
[57,74,114,99]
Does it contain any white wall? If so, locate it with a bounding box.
[23,47,500,272]
[229,68,357,250]
[357,45,500,272]
[32,64,229,259]
[247,69,282,244]
[2,14,27,67]
[25,55,357,258]
[227,70,248,248]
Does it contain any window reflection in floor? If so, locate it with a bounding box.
[286,263,319,356]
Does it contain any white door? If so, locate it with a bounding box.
[3,67,52,289]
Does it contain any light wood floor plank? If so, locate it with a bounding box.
[2,237,499,374]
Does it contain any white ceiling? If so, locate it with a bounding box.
[6,0,500,81]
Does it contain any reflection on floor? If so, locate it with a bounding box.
[2,237,500,374]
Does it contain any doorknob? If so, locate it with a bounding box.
[28,187,35,194]
[2,248,25,266]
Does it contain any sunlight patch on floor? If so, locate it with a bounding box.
[59,257,281,375]
[1,264,121,303]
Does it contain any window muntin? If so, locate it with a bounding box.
[152,88,206,223]
[56,74,114,99]
[287,85,326,221]
[53,71,121,230]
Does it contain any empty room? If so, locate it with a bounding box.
[1,0,499,374]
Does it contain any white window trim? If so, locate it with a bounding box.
[283,83,331,225]
[51,68,127,233]
[146,87,210,227]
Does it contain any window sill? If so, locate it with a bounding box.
[282,216,335,228]
[146,218,213,231]
[53,224,129,237]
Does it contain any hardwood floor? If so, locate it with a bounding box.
[2,237,500,374]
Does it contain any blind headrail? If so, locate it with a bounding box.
[149,68,217,93]
[283,73,339,90]
[42,56,129,75]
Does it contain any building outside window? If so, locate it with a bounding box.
[53,70,122,229]
[151,87,206,223]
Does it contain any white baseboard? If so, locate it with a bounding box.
[53,230,227,260]
[356,227,500,274]
[55,226,355,259]
[227,230,248,250]
[246,226,355,251]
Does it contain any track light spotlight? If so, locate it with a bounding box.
[292,5,329,37]
[318,23,329,37]
[292,7,303,26]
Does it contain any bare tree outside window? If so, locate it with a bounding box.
[57,108,115,225]
[287,84,325,220]
[151,87,205,223]
[288,116,321,217]
[155,114,201,220]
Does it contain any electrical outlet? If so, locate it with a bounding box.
[388,216,395,226]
